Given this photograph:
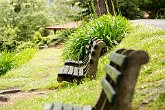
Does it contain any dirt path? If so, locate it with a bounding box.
[0,88,54,107]
[131,19,165,29]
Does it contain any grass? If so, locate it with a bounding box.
[0,24,165,110]
[63,15,130,60]
[0,48,63,91]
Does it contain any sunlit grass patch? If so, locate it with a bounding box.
[0,48,63,91]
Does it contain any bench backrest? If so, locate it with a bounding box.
[84,39,105,78]
[94,49,149,110]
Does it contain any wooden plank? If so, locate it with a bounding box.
[73,105,82,110]
[73,67,79,76]
[78,61,83,64]
[88,40,93,45]
[101,78,116,103]
[83,105,92,110]
[93,41,97,49]
[65,60,72,63]
[86,45,91,50]
[88,54,92,64]
[68,66,74,75]
[59,66,65,74]
[109,53,127,67]
[78,67,84,76]
[44,103,54,110]
[53,102,63,110]
[63,104,73,110]
[93,41,97,47]
[105,64,122,83]
[85,50,90,54]
[91,47,95,55]
[63,66,69,74]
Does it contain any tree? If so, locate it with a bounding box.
[138,0,165,18]
[0,0,53,41]
[94,0,117,16]
[68,0,118,18]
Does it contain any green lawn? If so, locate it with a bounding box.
[0,25,165,110]
[0,47,63,91]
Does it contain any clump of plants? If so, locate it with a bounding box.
[0,51,14,75]
[0,48,36,76]
[62,14,130,60]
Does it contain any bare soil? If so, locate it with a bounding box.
[0,88,54,107]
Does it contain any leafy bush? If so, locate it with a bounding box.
[47,29,75,47]
[0,25,19,52]
[16,41,37,52]
[62,15,130,60]
[0,51,14,75]
[33,31,50,46]
[13,48,37,67]
[118,0,142,19]
[0,48,37,75]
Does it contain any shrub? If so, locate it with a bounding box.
[13,48,37,67]
[62,14,130,60]
[47,29,75,47]
[16,41,37,52]
[0,25,19,52]
[33,32,43,44]
[0,51,14,75]
[0,48,37,75]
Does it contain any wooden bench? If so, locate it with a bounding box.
[63,40,95,67]
[57,39,106,82]
[44,48,149,110]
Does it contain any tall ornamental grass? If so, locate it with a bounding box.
[0,51,14,75]
[62,15,130,60]
[0,48,37,76]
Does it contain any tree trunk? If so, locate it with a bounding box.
[94,0,117,16]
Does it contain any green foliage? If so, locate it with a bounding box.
[118,0,142,19]
[13,48,37,67]
[33,31,51,46]
[63,15,130,60]
[33,32,43,44]
[49,0,81,23]
[0,51,14,75]
[0,48,36,76]
[68,0,95,20]
[0,25,19,52]
[16,41,37,52]
[0,0,53,42]
[138,0,165,18]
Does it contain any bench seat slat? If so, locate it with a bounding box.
[83,105,92,110]
[63,104,72,110]
[73,105,82,110]
[109,53,127,67]
[68,66,74,75]
[53,102,63,110]
[59,66,65,75]
[101,78,116,103]
[63,66,69,74]
[79,67,83,76]
[105,64,122,83]
[73,67,79,76]
[44,103,54,110]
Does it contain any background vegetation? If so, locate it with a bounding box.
[70,0,165,19]
[0,25,164,110]
[62,14,130,60]
[0,0,79,75]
